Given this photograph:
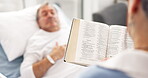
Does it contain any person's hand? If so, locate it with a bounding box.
[100,58,108,62]
[49,43,66,61]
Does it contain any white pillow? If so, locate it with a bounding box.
[53,4,71,28]
[0,5,40,61]
[0,4,70,62]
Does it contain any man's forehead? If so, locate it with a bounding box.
[40,4,54,10]
[37,4,57,17]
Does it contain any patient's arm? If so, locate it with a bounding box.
[33,45,66,78]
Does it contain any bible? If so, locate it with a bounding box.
[64,18,134,66]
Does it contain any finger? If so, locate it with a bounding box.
[60,46,66,51]
[62,45,67,49]
[56,42,59,46]
[101,58,108,62]
[62,44,67,47]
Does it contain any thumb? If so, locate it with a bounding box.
[56,42,59,46]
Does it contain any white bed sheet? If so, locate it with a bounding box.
[43,59,86,78]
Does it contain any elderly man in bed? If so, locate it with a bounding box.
[20,3,84,78]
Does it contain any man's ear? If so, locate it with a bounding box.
[131,0,140,13]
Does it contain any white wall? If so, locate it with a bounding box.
[0,0,24,12]
[52,0,82,20]
[83,0,114,21]
[52,0,115,21]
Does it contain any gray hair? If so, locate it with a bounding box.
[36,3,49,21]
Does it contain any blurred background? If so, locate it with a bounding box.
[0,0,128,25]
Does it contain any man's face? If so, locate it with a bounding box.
[37,5,60,32]
[127,0,148,42]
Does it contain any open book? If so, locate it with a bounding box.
[64,19,134,66]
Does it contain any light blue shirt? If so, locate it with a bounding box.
[78,65,130,78]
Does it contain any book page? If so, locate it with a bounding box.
[107,26,127,58]
[75,20,109,65]
[125,32,134,49]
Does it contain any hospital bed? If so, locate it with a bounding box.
[0,3,71,78]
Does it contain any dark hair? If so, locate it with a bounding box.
[141,0,148,17]
[36,8,40,21]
